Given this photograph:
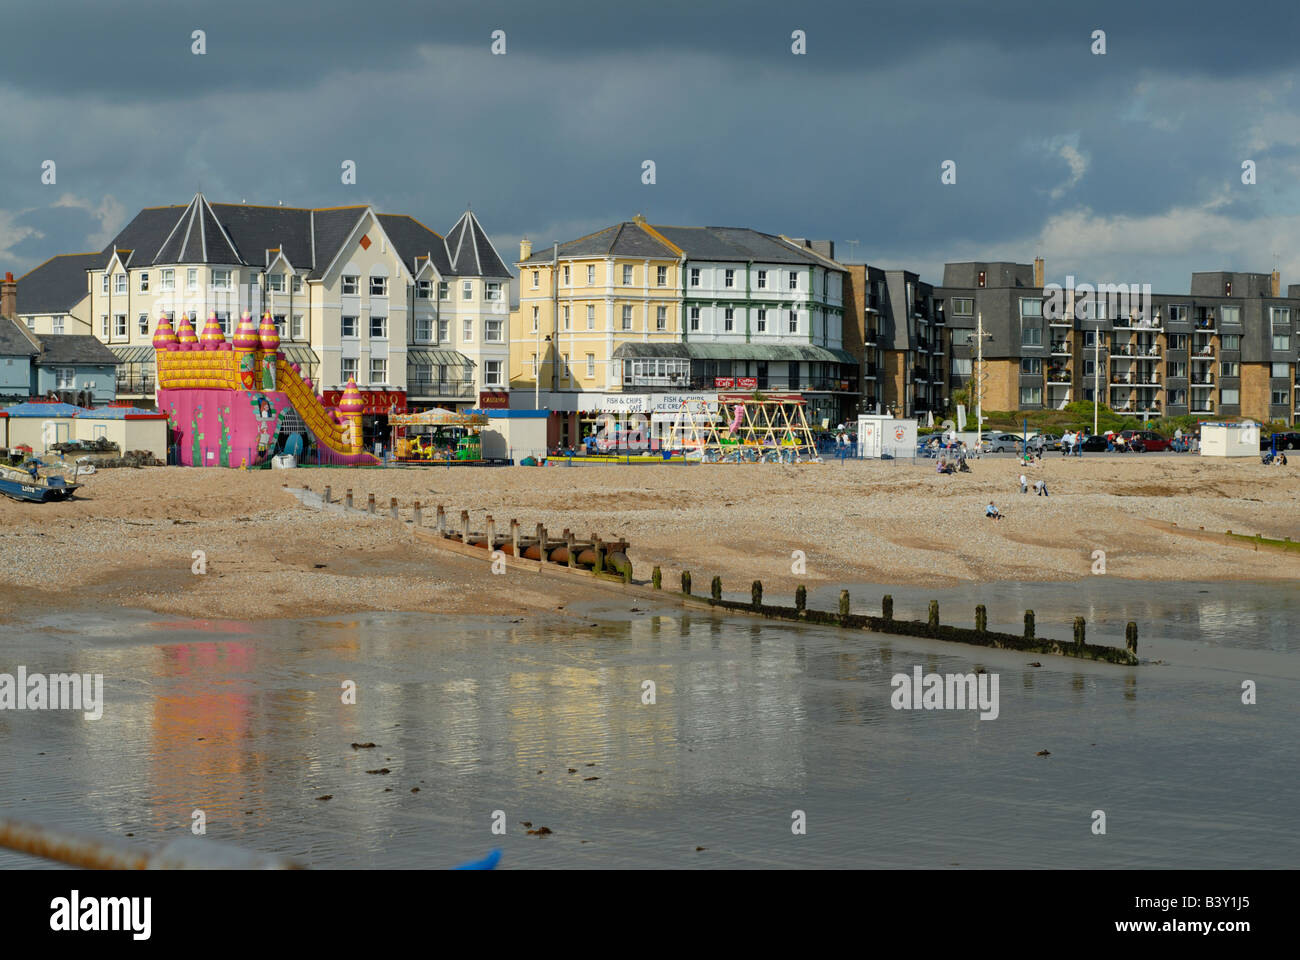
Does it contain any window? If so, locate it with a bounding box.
[1274,333,1291,350]
[586,354,595,377]
[1168,333,1188,350]
[1020,298,1043,317]
[138,272,150,292]
[437,319,449,341]
[342,275,358,295]
[1270,307,1291,325]
[292,275,302,293]
[113,274,127,295]
[587,305,595,330]
[100,315,109,336]
[757,270,767,290]
[416,280,432,299]
[623,265,634,285]
[530,353,538,374]
[415,317,432,341]
[622,305,632,330]
[1084,359,1096,377]
[274,314,287,337]
[1020,386,1042,405]
[212,270,231,290]
[657,266,667,286]
[365,276,385,297]
[587,265,595,285]
[1220,306,1240,325]
[101,274,109,294]
[187,268,198,292]
[563,305,571,330]
[161,269,175,292]
[114,314,127,337]
[1166,362,1186,378]
[369,316,387,338]
[721,268,735,289]
[757,309,768,333]
[438,281,449,300]
[267,274,285,292]
[369,358,387,384]
[1272,362,1290,378]
[412,362,432,386]
[531,307,539,332]
[56,368,75,389]
[532,270,539,289]
[485,319,503,342]
[1219,360,1240,377]
[1220,388,1239,405]
[485,360,503,387]
[1273,390,1290,406]
[248,273,259,291]
[463,319,473,342]
[952,298,973,317]
[1021,326,1042,346]
[342,315,359,337]
[1221,334,1240,350]
[788,310,798,333]
[561,353,570,381]
[138,313,149,335]
[689,307,700,332]
[688,267,700,288]
[486,281,501,302]
[1164,304,1187,324]
[951,357,972,375]
[1020,358,1042,375]
[724,307,734,332]
[563,265,571,285]
[788,271,798,290]
[462,281,473,301]
[292,315,304,339]
[52,316,64,335]
[951,328,973,346]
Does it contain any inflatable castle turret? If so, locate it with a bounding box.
[233,311,260,389]
[338,378,365,456]
[152,314,178,351]
[200,312,227,350]
[175,313,199,348]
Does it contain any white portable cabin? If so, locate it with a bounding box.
[856,415,918,458]
[1199,421,1259,457]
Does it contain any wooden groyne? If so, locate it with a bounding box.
[288,483,1139,665]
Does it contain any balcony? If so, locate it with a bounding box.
[407,377,476,398]
[1194,315,1216,332]
[1050,341,1070,355]
[1047,369,1071,384]
[913,368,929,382]
[1114,316,1162,330]
[115,375,156,395]
[863,364,878,380]
[1049,317,1073,327]
[1191,403,1215,414]
[1191,344,1215,358]
[1189,374,1214,386]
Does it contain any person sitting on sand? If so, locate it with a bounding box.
[985,502,1003,520]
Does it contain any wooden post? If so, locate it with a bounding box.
[839,590,850,618]
[711,576,722,602]
[882,595,893,620]
[460,510,470,544]
[621,559,632,584]
[345,488,353,509]
[1125,621,1138,655]
[594,538,605,574]
[367,493,376,515]
[681,571,692,595]
[390,496,398,520]
[751,580,762,609]
[566,530,577,569]
[1073,616,1086,646]
[652,565,662,589]
[511,519,520,558]
[1024,610,1035,639]
[975,604,987,632]
[538,525,548,560]
[413,501,422,526]
[485,515,496,550]
[324,484,331,504]
[795,585,807,612]
[928,600,939,635]
[436,505,446,534]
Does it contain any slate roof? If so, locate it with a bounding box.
[96,194,502,282]
[0,315,39,357]
[16,253,100,314]
[34,334,120,367]
[519,222,679,264]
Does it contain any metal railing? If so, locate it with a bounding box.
[406,378,475,398]
[115,376,156,394]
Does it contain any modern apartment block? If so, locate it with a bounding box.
[938,260,1300,424]
[840,264,948,418]
[509,216,854,443]
[35,194,510,413]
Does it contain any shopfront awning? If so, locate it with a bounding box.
[110,345,155,364]
[407,349,475,367]
[280,345,320,366]
[611,342,857,364]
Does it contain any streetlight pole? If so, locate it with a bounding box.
[1093,319,1102,436]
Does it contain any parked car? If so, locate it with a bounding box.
[1122,429,1170,452]
[1261,431,1300,451]
[1029,433,1062,452]
[1080,434,1111,452]
[982,433,1024,453]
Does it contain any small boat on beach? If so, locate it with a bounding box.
[0,458,82,503]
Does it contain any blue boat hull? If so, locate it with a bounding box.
[0,476,80,503]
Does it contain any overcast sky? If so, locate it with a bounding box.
[3,0,1300,292]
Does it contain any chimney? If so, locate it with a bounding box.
[1033,256,1045,288]
[0,271,16,318]
[519,237,532,262]
[1271,269,1280,297]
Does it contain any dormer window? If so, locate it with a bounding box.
[292,275,302,293]
[417,280,432,299]
[342,275,358,295]
[113,273,126,294]
[267,274,285,292]
[370,276,387,296]
[139,272,150,292]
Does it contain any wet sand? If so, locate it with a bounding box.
[1,457,1297,621]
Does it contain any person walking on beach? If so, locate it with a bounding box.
[1061,430,1073,458]
[1019,473,1028,494]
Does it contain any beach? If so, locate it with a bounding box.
[1,455,1297,621]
